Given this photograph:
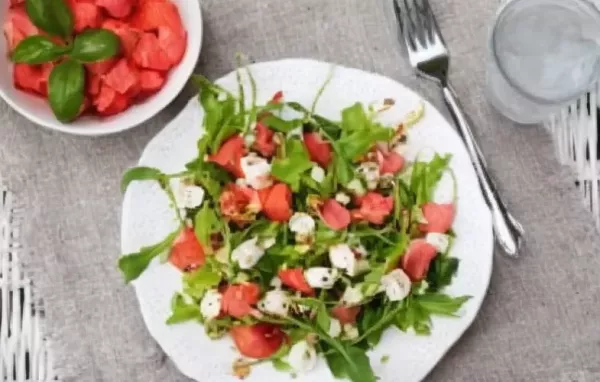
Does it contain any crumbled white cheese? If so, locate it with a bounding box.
[328,318,342,338]
[310,165,325,183]
[347,178,366,196]
[287,340,317,373]
[425,232,450,254]
[258,290,291,317]
[329,244,357,276]
[335,192,351,206]
[341,285,364,306]
[289,212,316,236]
[199,289,222,320]
[231,237,265,269]
[240,154,273,190]
[243,132,256,148]
[356,162,380,190]
[304,267,339,289]
[342,324,360,340]
[172,179,205,209]
[270,276,282,289]
[380,269,412,302]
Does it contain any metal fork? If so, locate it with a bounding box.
[393,0,524,258]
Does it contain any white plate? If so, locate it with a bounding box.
[0,0,202,136]
[121,59,493,382]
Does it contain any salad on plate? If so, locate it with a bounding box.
[119,68,469,382]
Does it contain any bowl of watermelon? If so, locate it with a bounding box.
[0,0,202,136]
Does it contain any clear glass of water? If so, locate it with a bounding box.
[486,0,600,124]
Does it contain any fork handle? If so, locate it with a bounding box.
[442,83,524,258]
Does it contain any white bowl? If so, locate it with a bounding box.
[0,0,202,136]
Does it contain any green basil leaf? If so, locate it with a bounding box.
[121,166,166,193]
[11,36,67,64]
[166,293,202,325]
[118,229,181,283]
[48,59,84,122]
[26,0,73,38]
[70,28,120,62]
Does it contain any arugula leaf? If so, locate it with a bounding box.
[382,233,409,272]
[426,256,459,292]
[329,146,353,187]
[341,102,368,133]
[254,253,286,283]
[336,103,394,160]
[359,303,385,346]
[118,228,180,283]
[410,154,452,205]
[272,358,292,372]
[194,203,220,249]
[316,305,331,332]
[192,162,229,200]
[204,317,233,339]
[338,124,393,161]
[395,299,431,335]
[192,75,240,153]
[262,114,303,133]
[121,166,166,193]
[271,139,313,190]
[182,267,222,299]
[344,346,377,382]
[414,293,470,316]
[166,293,202,325]
[325,352,348,379]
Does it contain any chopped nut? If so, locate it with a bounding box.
[233,359,252,380]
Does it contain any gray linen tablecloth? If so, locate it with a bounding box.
[0,0,599,381]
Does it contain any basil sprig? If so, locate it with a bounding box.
[11,36,70,64]
[11,0,122,122]
[48,59,85,122]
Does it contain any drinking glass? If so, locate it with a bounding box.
[486,0,600,124]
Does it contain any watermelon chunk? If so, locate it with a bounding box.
[138,69,166,94]
[95,0,136,19]
[13,64,48,96]
[94,83,129,115]
[419,203,455,233]
[86,72,102,97]
[157,26,186,66]
[9,0,26,7]
[3,6,39,52]
[102,58,139,95]
[132,33,172,71]
[85,58,118,75]
[67,0,103,33]
[101,19,141,57]
[130,0,185,35]
[401,239,438,281]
